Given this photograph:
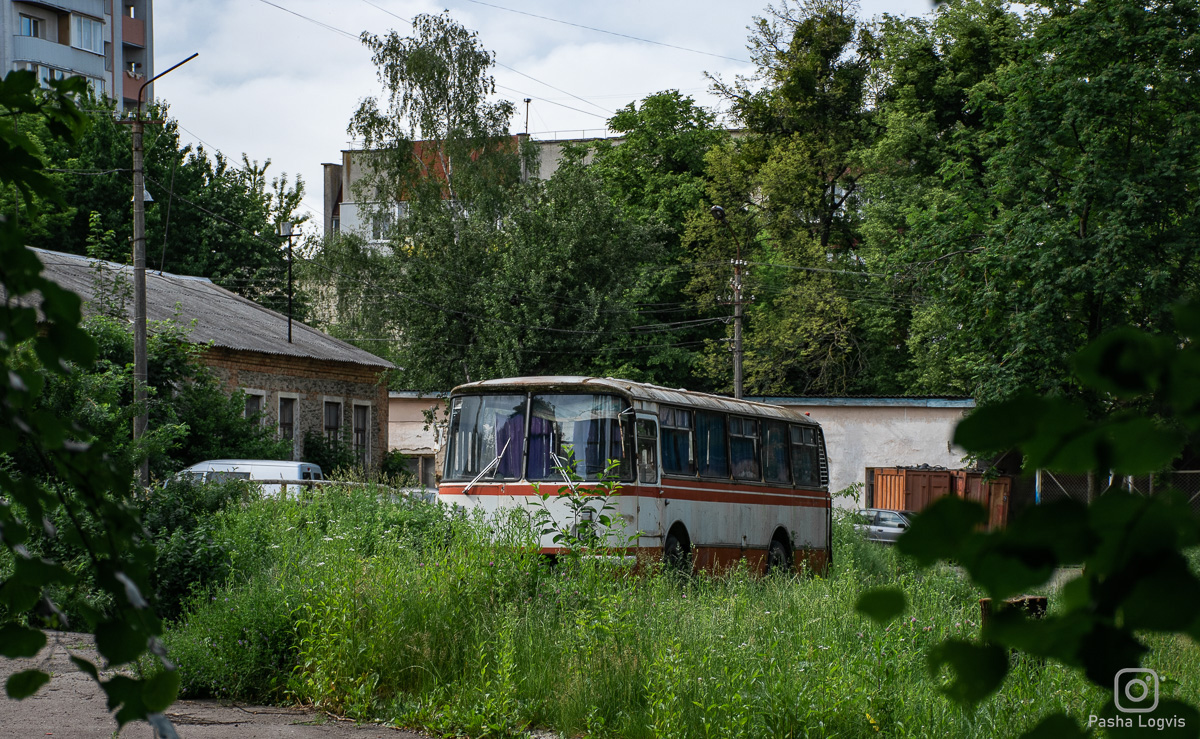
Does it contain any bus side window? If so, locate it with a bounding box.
[660,407,696,476]
[763,420,791,484]
[696,410,729,478]
[730,417,761,481]
[789,425,820,487]
[636,418,658,484]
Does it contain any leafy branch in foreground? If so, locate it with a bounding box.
[0,71,178,735]
[528,453,635,564]
[857,302,1200,738]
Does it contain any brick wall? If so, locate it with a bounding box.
[201,347,390,471]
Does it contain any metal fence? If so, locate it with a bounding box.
[1036,470,1200,513]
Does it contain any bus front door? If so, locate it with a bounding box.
[635,415,663,548]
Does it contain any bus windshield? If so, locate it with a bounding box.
[446,394,526,481]
[527,393,633,482]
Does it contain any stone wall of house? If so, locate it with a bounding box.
[201,347,389,471]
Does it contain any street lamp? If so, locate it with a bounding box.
[131,52,197,486]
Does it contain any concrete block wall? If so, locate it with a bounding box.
[201,347,389,470]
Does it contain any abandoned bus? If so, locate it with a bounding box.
[438,376,831,575]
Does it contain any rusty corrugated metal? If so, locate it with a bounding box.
[874,467,955,513]
[952,470,1011,529]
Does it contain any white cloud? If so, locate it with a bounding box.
[153,0,936,232]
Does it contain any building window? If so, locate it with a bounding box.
[19,16,44,38]
[72,15,105,55]
[244,391,264,421]
[324,401,342,442]
[353,404,370,466]
[279,397,296,441]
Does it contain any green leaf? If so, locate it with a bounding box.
[1071,328,1167,398]
[953,393,1051,453]
[5,669,49,699]
[1119,554,1200,632]
[102,674,147,727]
[855,588,907,625]
[927,640,1009,706]
[896,496,987,565]
[0,623,46,658]
[70,655,99,680]
[1103,417,1185,475]
[142,669,180,713]
[1020,713,1086,739]
[95,620,145,667]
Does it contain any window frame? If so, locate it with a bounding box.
[19,15,44,38]
[659,405,696,477]
[728,415,762,482]
[352,401,371,468]
[323,397,344,444]
[694,410,730,479]
[277,392,300,459]
[71,14,105,55]
[242,388,266,424]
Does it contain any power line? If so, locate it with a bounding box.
[457,0,752,64]
[357,0,613,118]
[141,175,725,338]
[255,0,359,39]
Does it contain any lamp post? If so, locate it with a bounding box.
[131,52,197,487]
[711,205,746,400]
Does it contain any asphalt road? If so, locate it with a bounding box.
[0,633,422,738]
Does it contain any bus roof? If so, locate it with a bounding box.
[450,376,820,426]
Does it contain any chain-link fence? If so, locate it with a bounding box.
[1036,470,1200,513]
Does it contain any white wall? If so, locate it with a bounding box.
[763,400,974,508]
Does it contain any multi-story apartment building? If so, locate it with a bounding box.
[2,0,153,110]
[321,133,617,240]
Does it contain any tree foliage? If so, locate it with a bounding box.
[4,100,305,314]
[0,71,179,734]
[858,303,1200,735]
[864,0,1200,401]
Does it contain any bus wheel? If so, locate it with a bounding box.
[766,537,791,576]
[664,529,690,573]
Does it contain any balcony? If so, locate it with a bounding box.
[11,35,105,78]
[122,70,147,104]
[121,15,145,48]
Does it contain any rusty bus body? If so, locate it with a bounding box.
[437,376,832,575]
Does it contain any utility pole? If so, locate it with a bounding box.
[280,222,294,343]
[711,205,746,399]
[130,52,197,487]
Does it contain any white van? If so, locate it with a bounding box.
[176,459,323,496]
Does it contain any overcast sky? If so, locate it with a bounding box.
[153,0,935,235]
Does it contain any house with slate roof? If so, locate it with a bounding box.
[19,249,394,470]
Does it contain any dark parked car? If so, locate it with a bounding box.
[852,508,914,544]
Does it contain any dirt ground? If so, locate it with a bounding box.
[0,633,425,738]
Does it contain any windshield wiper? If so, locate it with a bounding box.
[462,438,511,496]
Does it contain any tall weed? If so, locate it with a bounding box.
[162,486,1194,737]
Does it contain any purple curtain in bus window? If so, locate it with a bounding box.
[495,413,524,478]
[574,419,602,477]
[527,416,551,479]
[662,429,691,474]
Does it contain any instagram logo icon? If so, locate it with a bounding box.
[1114,668,1159,713]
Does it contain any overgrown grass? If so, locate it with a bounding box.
[160,484,1200,737]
